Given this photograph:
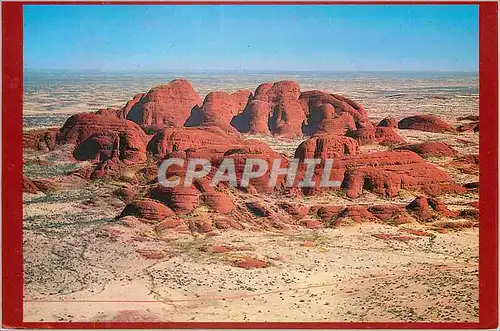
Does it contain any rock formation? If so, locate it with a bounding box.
[337,150,465,198]
[347,126,405,146]
[126,79,202,127]
[231,100,272,135]
[57,113,148,165]
[377,117,397,128]
[146,125,241,159]
[23,128,58,152]
[294,135,359,160]
[120,199,175,222]
[398,115,454,133]
[396,141,458,158]
[185,90,252,132]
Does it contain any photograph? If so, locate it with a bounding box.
[2,1,498,328]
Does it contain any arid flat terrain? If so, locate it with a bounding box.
[23,72,479,322]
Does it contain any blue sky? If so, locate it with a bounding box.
[24,5,478,72]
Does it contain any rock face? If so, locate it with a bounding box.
[406,196,433,220]
[255,81,301,104]
[377,117,397,128]
[23,128,58,151]
[398,115,454,133]
[185,90,252,131]
[313,112,357,136]
[269,100,306,138]
[292,138,463,198]
[406,196,458,221]
[231,100,272,135]
[253,81,304,138]
[113,187,136,203]
[337,150,465,198]
[231,81,371,138]
[148,185,201,214]
[397,141,458,158]
[120,199,175,222]
[294,135,359,160]
[57,113,148,165]
[96,94,146,119]
[300,91,370,133]
[278,202,309,220]
[147,126,241,159]
[336,206,378,223]
[309,203,411,227]
[348,126,405,146]
[111,79,375,139]
[215,142,288,193]
[126,79,202,127]
[120,93,146,118]
[368,204,407,221]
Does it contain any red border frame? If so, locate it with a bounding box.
[2,1,498,329]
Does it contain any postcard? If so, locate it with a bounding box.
[2,1,498,329]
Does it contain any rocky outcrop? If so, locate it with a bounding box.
[215,142,288,193]
[120,93,146,118]
[148,185,201,214]
[312,113,357,136]
[368,204,406,221]
[240,81,371,138]
[147,126,240,159]
[406,196,459,221]
[337,150,465,198]
[269,100,306,138]
[185,90,252,132]
[231,100,272,135]
[316,205,344,222]
[234,257,269,269]
[23,128,58,152]
[377,117,397,128]
[113,186,136,203]
[448,154,479,175]
[120,199,175,222]
[300,90,370,133]
[126,79,202,127]
[336,205,379,223]
[57,113,148,165]
[255,81,301,104]
[23,78,476,236]
[347,126,405,146]
[398,115,454,133]
[278,202,309,220]
[397,141,458,158]
[253,81,304,138]
[294,135,359,161]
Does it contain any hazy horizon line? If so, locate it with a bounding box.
[24,68,479,74]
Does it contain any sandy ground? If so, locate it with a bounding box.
[23,207,478,323]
